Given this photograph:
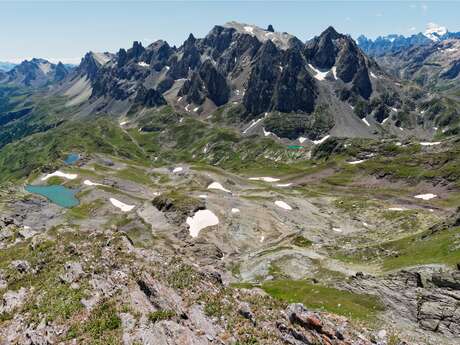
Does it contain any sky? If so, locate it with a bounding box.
[1,1,460,64]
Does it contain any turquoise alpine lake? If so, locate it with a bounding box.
[64,153,80,165]
[25,185,79,208]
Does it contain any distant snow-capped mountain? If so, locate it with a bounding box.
[358,23,460,56]
[424,23,448,41]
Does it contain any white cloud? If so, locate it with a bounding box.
[408,26,417,32]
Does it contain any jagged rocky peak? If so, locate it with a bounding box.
[305,26,348,69]
[2,58,72,87]
[223,21,295,50]
[76,52,111,80]
[267,24,275,32]
[305,25,373,99]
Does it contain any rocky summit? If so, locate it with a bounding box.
[0,18,460,345]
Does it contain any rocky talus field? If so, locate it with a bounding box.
[0,22,460,345]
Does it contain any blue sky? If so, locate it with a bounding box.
[1,1,460,64]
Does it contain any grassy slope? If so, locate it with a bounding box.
[261,280,384,322]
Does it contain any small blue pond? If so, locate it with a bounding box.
[25,185,79,208]
[64,153,80,165]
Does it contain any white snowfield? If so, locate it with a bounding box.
[298,137,307,143]
[244,26,254,34]
[137,62,149,67]
[110,198,135,212]
[362,118,371,127]
[414,193,437,200]
[332,228,343,232]
[207,182,231,193]
[231,208,240,214]
[186,210,219,237]
[41,171,78,181]
[119,121,129,126]
[198,195,208,199]
[243,118,262,134]
[249,177,280,182]
[276,183,292,187]
[83,180,104,186]
[347,159,367,165]
[263,128,272,137]
[388,207,407,211]
[308,64,332,81]
[312,135,330,145]
[331,66,337,79]
[420,142,441,146]
[172,167,183,173]
[275,200,292,210]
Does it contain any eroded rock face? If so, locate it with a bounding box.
[59,262,84,284]
[152,192,205,224]
[344,267,460,338]
[138,320,211,345]
[280,303,375,345]
[243,40,280,117]
[135,85,167,108]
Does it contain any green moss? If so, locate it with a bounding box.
[27,283,86,323]
[148,310,176,323]
[68,301,121,343]
[66,199,104,220]
[291,236,312,248]
[46,176,65,185]
[152,190,203,215]
[166,264,199,289]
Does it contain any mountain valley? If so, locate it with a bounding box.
[0,21,459,345]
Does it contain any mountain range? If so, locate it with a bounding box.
[0,21,460,345]
[357,24,460,99]
[4,21,456,145]
[358,23,460,57]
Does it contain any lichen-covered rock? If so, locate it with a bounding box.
[59,262,84,284]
